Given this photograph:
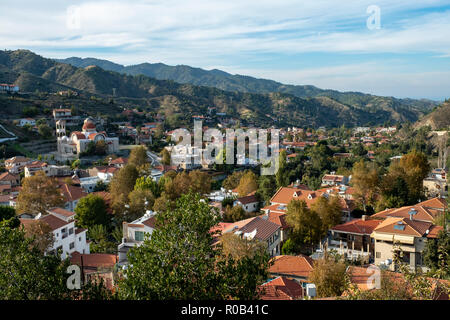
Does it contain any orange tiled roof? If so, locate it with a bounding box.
[269,255,314,278]
[331,219,382,235]
[60,184,87,202]
[373,217,440,237]
[70,251,117,269]
[259,277,304,300]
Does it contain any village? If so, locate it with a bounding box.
[1,103,448,300]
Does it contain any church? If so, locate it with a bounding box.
[56,117,119,161]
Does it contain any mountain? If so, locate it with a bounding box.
[415,100,450,130]
[57,56,437,114]
[0,49,437,128]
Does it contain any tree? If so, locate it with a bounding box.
[221,233,267,260]
[22,220,54,254]
[222,171,245,190]
[118,193,270,300]
[223,205,246,223]
[75,194,110,230]
[308,255,349,298]
[129,146,149,169]
[398,150,431,204]
[257,175,277,205]
[276,149,289,188]
[236,171,258,197]
[38,124,52,139]
[188,170,212,195]
[134,176,161,198]
[285,200,323,254]
[109,164,139,207]
[311,196,342,233]
[88,224,116,254]
[93,180,107,192]
[160,148,171,165]
[423,230,450,277]
[128,189,155,220]
[281,238,296,255]
[0,206,19,227]
[351,160,379,212]
[16,171,65,215]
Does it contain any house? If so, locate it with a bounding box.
[70,251,118,290]
[59,184,88,211]
[233,194,259,213]
[79,176,101,193]
[5,156,31,173]
[0,172,20,187]
[24,161,48,177]
[109,157,128,168]
[328,216,382,260]
[371,198,446,223]
[259,208,290,243]
[17,118,36,127]
[0,194,16,207]
[89,166,119,183]
[258,277,304,300]
[118,211,157,265]
[20,211,90,259]
[222,216,281,257]
[423,169,448,198]
[371,216,443,271]
[0,84,19,93]
[269,255,314,283]
[47,207,76,222]
[321,174,349,187]
[269,186,353,218]
[345,265,449,299]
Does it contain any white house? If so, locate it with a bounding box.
[79,176,101,193]
[233,194,259,213]
[17,118,36,127]
[118,211,157,265]
[20,209,90,259]
[5,156,32,174]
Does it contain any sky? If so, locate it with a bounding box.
[1,0,449,100]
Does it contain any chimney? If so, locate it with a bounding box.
[361,215,367,221]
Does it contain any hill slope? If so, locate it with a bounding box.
[415,101,450,130]
[57,56,437,114]
[0,49,436,128]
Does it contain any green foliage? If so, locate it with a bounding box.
[118,193,270,300]
[0,206,19,228]
[75,194,110,230]
[286,200,323,254]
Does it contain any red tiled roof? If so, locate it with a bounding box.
[237,217,280,241]
[259,277,304,300]
[60,184,87,202]
[236,194,259,205]
[110,157,128,165]
[0,172,19,181]
[331,219,382,235]
[70,251,117,269]
[269,255,314,278]
[373,217,436,237]
[48,207,76,218]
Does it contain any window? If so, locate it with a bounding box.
[69,228,74,235]
[376,252,381,259]
[135,231,144,241]
[78,237,81,242]
[69,242,74,250]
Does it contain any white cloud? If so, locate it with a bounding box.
[0,0,449,99]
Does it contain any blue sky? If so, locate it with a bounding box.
[1,0,449,100]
